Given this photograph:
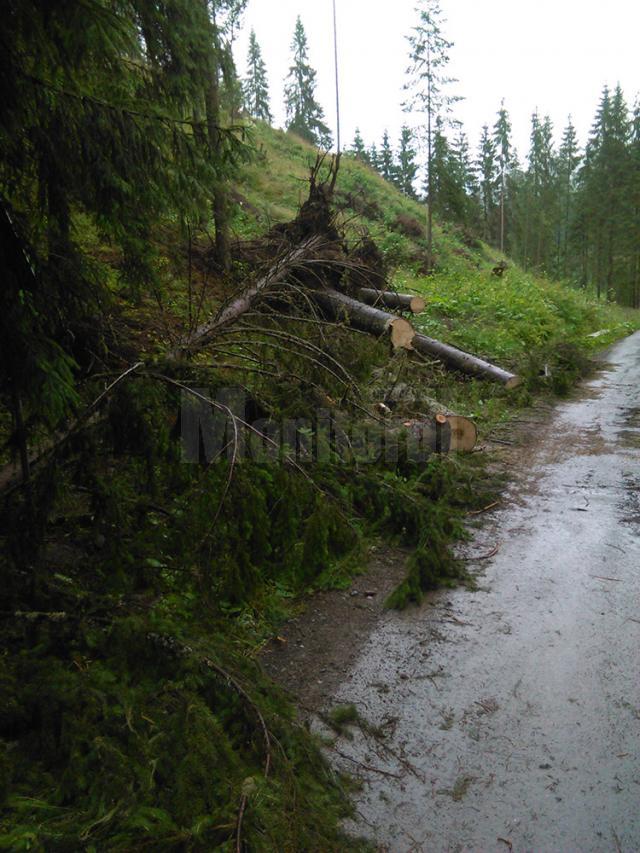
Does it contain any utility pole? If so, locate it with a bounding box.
[332,0,341,154]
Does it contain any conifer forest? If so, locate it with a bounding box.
[1,1,639,850]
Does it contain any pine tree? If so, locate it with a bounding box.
[405,0,460,269]
[243,29,272,122]
[284,16,332,148]
[396,126,419,197]
[493,101,513,252]
[379,130,395,182]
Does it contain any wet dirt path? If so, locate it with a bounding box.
[328,332,640,852]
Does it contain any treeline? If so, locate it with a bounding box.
[351,90,640,307]
[244,3,640,308]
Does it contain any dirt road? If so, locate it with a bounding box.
[326,333,640,852]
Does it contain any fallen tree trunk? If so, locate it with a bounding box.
[171,234,325,359]
[411,332,521,388]
[312,288,415,350]
[358,288,426,314]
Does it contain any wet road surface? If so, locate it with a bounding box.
[328,332,640,852]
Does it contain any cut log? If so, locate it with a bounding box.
[358,288,426,314]
[446,415,478,451]
[411,332,521,389]
[312,288,415,349]
[385,414,477,456]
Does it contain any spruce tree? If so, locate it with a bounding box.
[429,120,468,225]
[284,16,332,148]
[0,0,250,480]
[524,112,556,271]
[556,118,581,277]
[350,128,368,161]
[575,86,632,299]
[493,101,513,252]
[243,29,272,122]
[453,129,480,228]
[405,0,460,269]
[369,143,380,172]
[477,125,497,241]
[631,101,640,307]
[396,126,419,197]
[379,130,395,182]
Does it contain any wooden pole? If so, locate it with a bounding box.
[332,0,341,154]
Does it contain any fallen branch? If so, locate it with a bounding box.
[330,746,403,780]
[468,501,500,516]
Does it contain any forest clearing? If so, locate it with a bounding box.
[1,1,639,850]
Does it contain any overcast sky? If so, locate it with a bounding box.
[233,0,639,162]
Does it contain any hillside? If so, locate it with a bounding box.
[236,122,636,406]
[1,120,638,852]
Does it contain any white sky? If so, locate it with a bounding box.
[233,0,639,162]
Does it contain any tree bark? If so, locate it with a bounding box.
[358,288,426,314]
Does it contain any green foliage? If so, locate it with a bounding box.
[283,16,332,148]
[243,29,272,123]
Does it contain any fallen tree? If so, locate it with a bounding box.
[314,288,520,387]
[170,234,325,359]
[411,333,521,388]
[358,287,426,314]
[312,288,416,350]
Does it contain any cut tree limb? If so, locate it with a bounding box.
[312,288,415,349]
[358,287,426,314]
[411,332,521,388]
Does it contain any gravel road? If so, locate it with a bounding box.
[328,332,640,852]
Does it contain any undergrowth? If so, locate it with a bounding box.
[0,369,494,850]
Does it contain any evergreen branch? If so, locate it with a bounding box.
[17,70,248,136]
